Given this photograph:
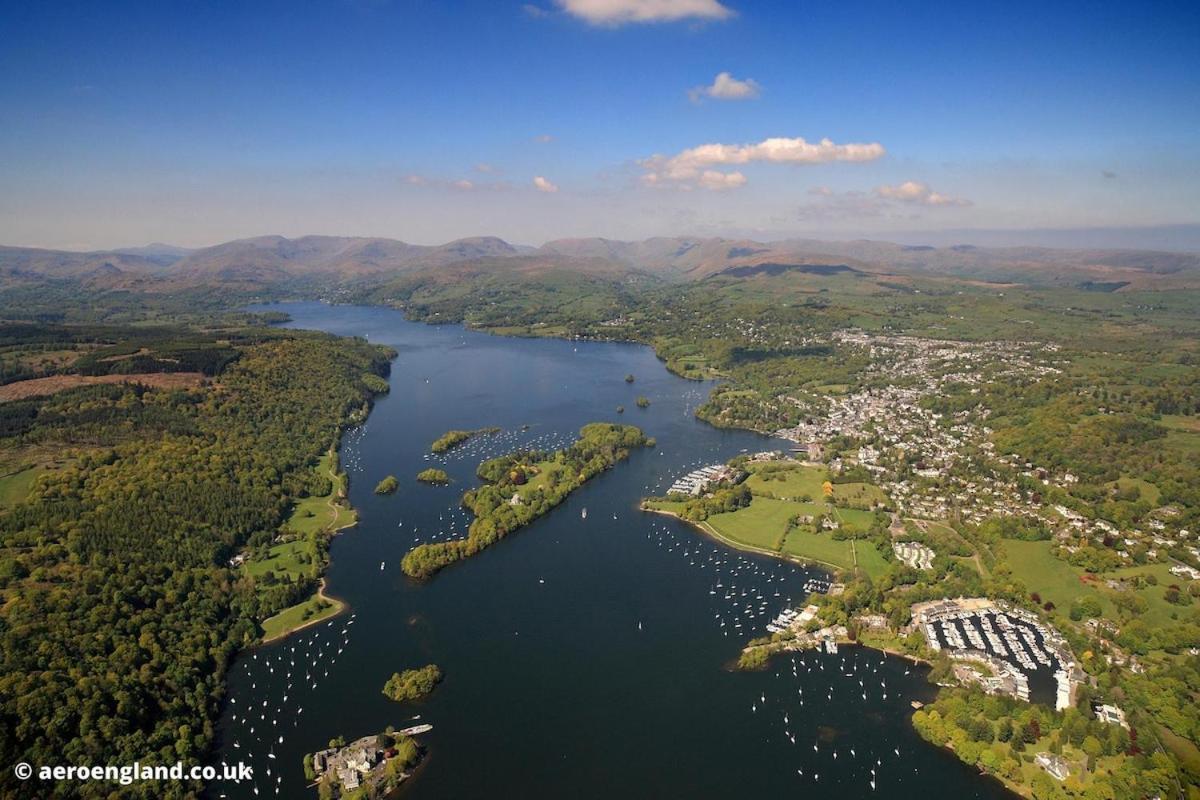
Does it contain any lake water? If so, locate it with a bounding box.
[210,302,1014,799]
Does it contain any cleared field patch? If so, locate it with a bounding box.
[1107,476,1161,505]
[0,465,42,507]
[0,371,204,402]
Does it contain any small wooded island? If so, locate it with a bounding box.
[373,475,399,495]
[383,664,443,702]
[402,423,650,578]
[415,468,450,485]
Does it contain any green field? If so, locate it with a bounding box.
[244,539,316,582]
[706,496,798,550]
[831,506,877,532]
[780,528,886,576]
[0,466,42,507]
[702,496,886,577]
[261,591,343,642]
[1106,562,1194,626]
[1002,540,1107,619]
[743,462,827,500]
[283,452,355,535]
[1003,540,1192,627]
[832,482,889,509]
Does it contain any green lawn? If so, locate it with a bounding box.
[1004,540,1192,627]
[1108,476,1161,505]
[283,452,355,535]
[261,593,343,642]
[1002,540,1108,619]
[0,465,42,507]
[831,506,877,532]
[832,482,889,509]
[702,496,886,577]
[743,462,828,500]
[1106,562,1194,626]
[706,496,798,550]
[243,539,316,582]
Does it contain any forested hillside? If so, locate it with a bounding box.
[0,325,393,800]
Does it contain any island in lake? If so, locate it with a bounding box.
[383,664,443,703]
[306,726,427,799]
[415,468,450,485]
[402,423,649,578]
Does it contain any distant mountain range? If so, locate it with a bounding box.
[3,233,1199,293]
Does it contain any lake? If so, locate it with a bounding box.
[210,302,1013,799]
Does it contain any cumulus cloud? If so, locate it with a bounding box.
[556,0,734,26]
[875,180,971,207]
[533,134,555,143]
[640,136,885,190]
[688,71,761,103]
[533,175,559,193]
[452,179,475,191]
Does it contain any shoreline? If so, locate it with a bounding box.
[257,443,362,644]
[640,505,846,575]
[259,577,348,645]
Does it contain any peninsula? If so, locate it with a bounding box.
[430,426,500,453]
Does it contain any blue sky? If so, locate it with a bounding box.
[1,0,1198,249]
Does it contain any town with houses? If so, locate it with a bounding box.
[767,329,1198,583]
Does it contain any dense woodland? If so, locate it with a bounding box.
[0,323,392,799]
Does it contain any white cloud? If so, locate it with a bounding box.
[556,0,734,26]
[452,179,475,190]
[640,136,885,190]
[474,163,498,174]
[688,71,760,103]
[533,175,559,193]
[533,134,555,143]
[876,180,971,207]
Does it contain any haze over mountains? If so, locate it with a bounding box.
[3,233,1199,294]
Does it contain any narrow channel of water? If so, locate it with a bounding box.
[210,302,1014,799]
